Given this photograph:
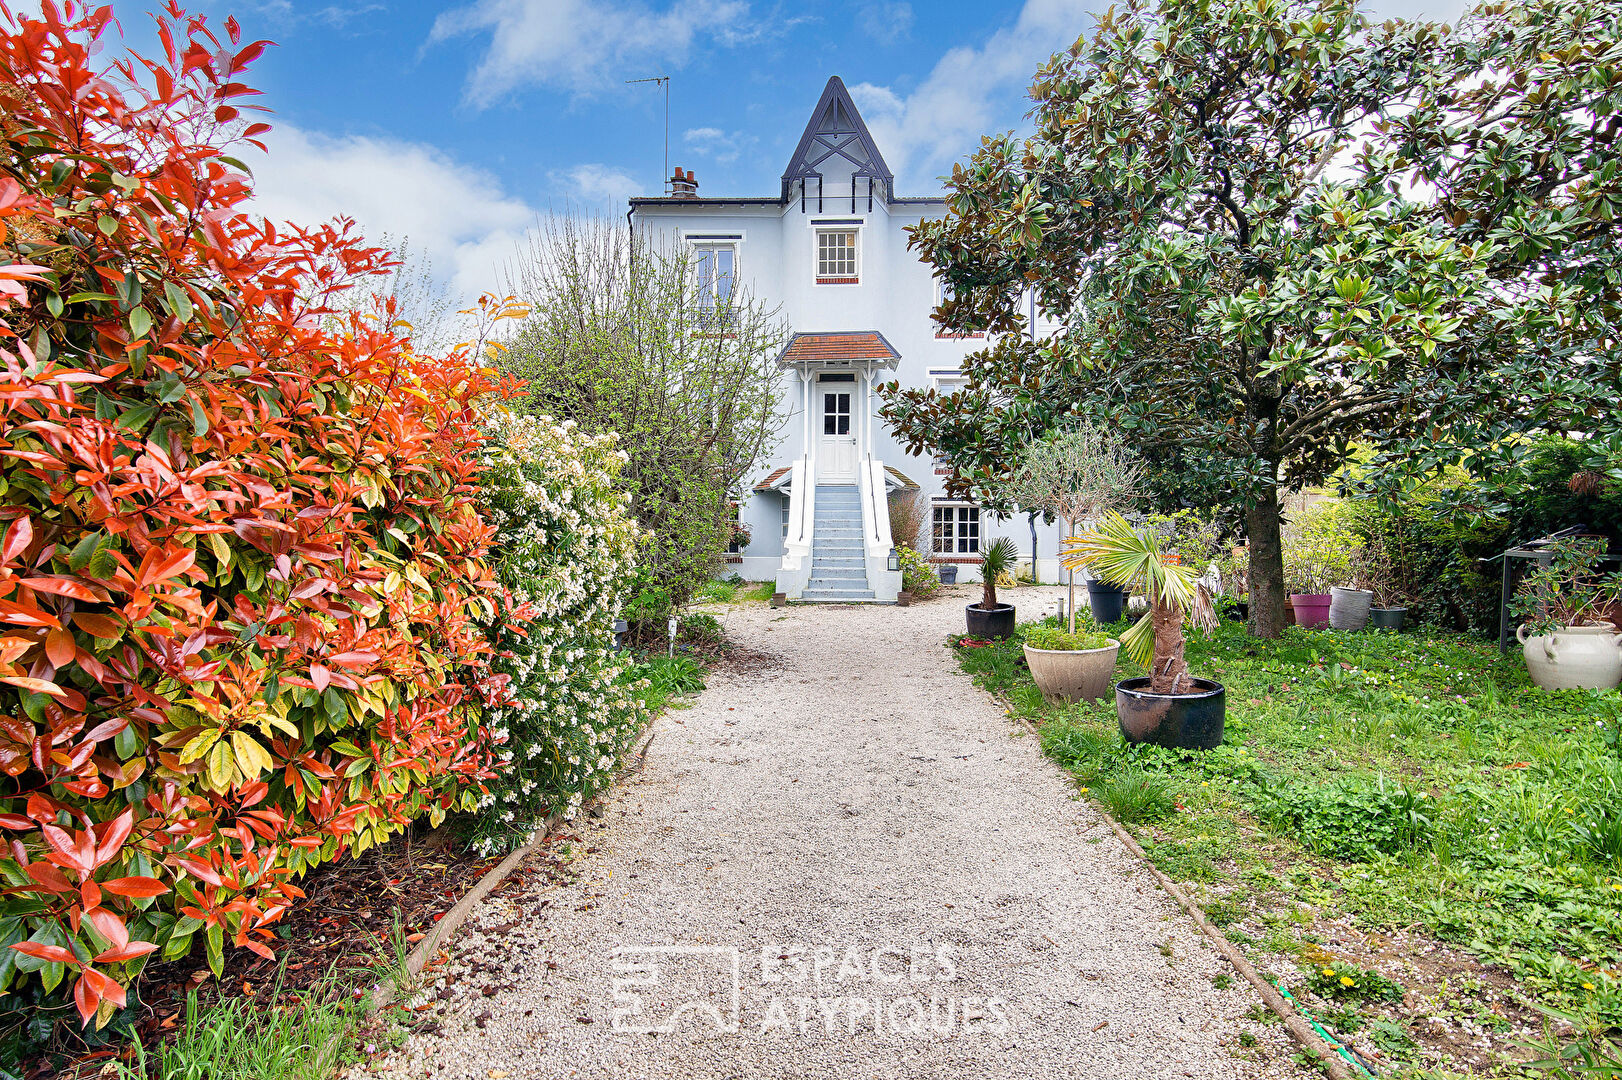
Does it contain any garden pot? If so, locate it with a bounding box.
[1517,624,1622,691]
[965,602,1016,640]
[1328,587,1374,631]
[1086,581,1129,624]
[1224,599,1249,622]
[1023,639,1120,703]
[1369,607,1406,632]
[1289,592,1332,629]
[897,590,913,608]
[938,564,959,585]
[1115,677,1225,750]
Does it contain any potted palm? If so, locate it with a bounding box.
[1512,537,1622,690]
[1022,624,1119,703]
[965,536,1019,638]
[1066,513,1223,749]
[1007,425,1144,634]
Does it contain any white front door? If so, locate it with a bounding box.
[818,384,857,482]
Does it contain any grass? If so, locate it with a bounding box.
[627,653,707,713]
[113,919,415,1080]
[693,578,775,604]
[956,614,1622,1071]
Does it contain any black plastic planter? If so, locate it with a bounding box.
[1116,677,1225,750]
[1087,581,1129,624]
[938,564,959,585]
[965,602,1016,640]
[1370,607,1406,632]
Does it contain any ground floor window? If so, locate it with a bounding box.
[933,505,980,555]
[781,493,791,540]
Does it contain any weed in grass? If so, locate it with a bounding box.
[694,579,738,603]
[1238,1030,1258,1047]
[741,580,777,603]
[1321,1005,1365,1033]
[1305,959,1405,1004]
[1367,1018,1417,1057]
[630,655,706,711]
[1213,973,1234,990]
[1098,771,1177,824]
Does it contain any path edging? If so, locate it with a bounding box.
[1001,704,1357,1080]
[373,728,657,1010]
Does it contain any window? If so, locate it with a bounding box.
[816,229,858,283]
[780,493,791,540]
[932,505,980,555]
[693,243,736,327]
[725,501,747,554]
[933,277,984,339]
[822,391,851,435]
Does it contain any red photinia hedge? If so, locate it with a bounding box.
[0,1,518,1027]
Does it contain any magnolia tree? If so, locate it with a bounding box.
[1006,426,1144,632]
[882,0,1622,637]
[499,217,787,614]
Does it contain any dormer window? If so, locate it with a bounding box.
[815,227,859,285]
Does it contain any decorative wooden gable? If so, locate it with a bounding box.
[781,76,895,210]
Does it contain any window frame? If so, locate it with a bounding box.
[682,233,743,331]
[931,503,981,556]
[813,225,861,285]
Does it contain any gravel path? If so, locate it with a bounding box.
[379,587,1310,1079]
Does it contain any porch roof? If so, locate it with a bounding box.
[776,331,900,371]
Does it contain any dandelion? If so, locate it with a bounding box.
[1585,982,1598,991]
[1339,976,1355,988]
[1321,968,1335,977]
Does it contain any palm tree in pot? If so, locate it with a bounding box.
[1065,513,1223,749]
[965,536,1019,639]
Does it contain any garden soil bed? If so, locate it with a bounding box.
[47,821,583,1080]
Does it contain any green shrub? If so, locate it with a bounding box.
[1255,775,1433,860]
[1024,625,1113,651]
[1098,770,1178,823]
[679,613,725,646]
[898,545,941,597]
[1305,959,1405,1003]
[1041,720,1120,782]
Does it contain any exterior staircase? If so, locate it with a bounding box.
[800,484,878,603]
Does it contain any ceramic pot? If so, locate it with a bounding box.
[1329,587,1374,631]
[1370,607,1406,631]
[965,603,1015,639]
[1116,677,1225,750]
[1087,581,1129,624]
[1290,593,1332,629]
[938,564,959,585]
[1517,624,1622,691]
[1024,639,1120,703]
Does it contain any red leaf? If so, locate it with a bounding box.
[1,676,64,698]
[18,576,104,602]
[11,942,77,964]
[44,627,75,668]
[102,876,169,898]
[85,908,128,951]
[309,664,330,693]
[1,517,32,563]
[95,809,134,866]
[95,940,158,963]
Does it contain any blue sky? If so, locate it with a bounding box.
[93,0,1464,298]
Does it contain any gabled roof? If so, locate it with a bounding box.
[780,76,894,201]
[754,466,792,492]
[776,331,901,369]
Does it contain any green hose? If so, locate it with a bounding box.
[1273,980,1379,1078]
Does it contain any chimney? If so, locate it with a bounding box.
[669,166,698,199]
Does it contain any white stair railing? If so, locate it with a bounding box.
[858,455,902,602]
[774,456,816,599]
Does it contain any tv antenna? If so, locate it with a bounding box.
[625,74,670,193]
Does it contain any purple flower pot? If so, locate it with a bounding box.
[1290,593,1332,629]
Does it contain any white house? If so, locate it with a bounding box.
[629,76,1067,602]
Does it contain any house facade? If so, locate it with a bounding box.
[629,76,1067,602]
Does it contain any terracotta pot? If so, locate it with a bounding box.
[1517,624,1622,690]
[897,591,913,608]
[1290,593,1332,629]
[1023,639,1120,703]
[1329,587,1373,631]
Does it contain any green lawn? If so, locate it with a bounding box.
[956,616,1622,1076]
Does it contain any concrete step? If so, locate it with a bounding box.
[810,571,866,585]
[798,591,881,603]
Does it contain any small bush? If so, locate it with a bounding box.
[1040,720,1120,782]
[898,545,941,598]
[1098,770,1178,824]
[1256,776,1433,860]
[1024,625,1112,651]
[679,613,725,646]
[1305,959,1405,1003]
[633,656,707,706]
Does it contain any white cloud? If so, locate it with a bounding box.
[428,0,755,106]
[245,125,535,302]
[684,125,750,166]
[849,0,1096,191]
[562,163,643,208]
[857,1,912,45]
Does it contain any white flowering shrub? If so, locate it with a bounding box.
[472,412,649,853]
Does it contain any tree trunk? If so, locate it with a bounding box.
[1148,596,1189,694]
[1246,481,1287,639]
[1028,511,1040,586]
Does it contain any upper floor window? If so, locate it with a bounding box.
[693,243,736,327]
[816,228,859,284]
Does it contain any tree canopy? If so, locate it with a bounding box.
[881,0,1622,637]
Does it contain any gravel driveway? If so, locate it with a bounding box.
[379,586,1310,1079]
